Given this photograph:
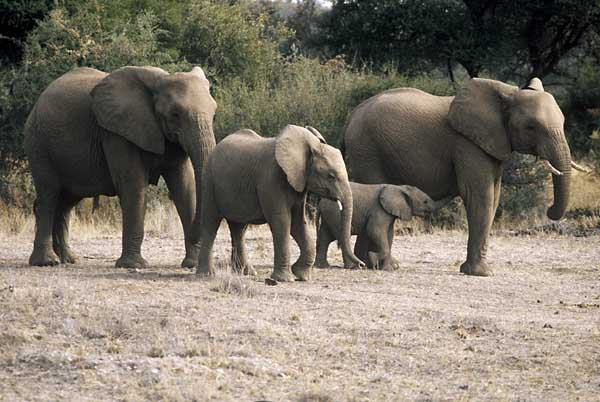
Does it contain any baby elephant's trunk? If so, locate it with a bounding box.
[431,195,457,211]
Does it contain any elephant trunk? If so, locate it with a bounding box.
[542,133,572,221]
[338,182,364,267]
[184,117,217,241]
[431,195,456,211]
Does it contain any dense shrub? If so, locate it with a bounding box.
[180,0,291,85]
[214,57,454,144]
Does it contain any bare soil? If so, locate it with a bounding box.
[1,228,599,401]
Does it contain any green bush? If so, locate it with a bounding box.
[180,0,291,85]
[214,57,454,144]
[497,154,547,221]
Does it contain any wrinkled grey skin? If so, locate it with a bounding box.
[316,183,453,270]
[24,66,217,268]
[193,125,364,282]
[341,77,572,276]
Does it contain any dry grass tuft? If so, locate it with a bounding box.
[297,391,335,402]
[210,268,259,298]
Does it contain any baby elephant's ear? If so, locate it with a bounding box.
[379,185,412,220]
[275,125,320,192]
[305,126,327,144]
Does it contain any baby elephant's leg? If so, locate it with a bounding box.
[351,233,370,269]
[366,214,395,270]
[315,222,334,268]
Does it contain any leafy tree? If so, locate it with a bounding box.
[320,0,600,82]
[0,0,54,66]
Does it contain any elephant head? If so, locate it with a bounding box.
[275,124,363,267]
[379,185,451,219]
[448,77,572,220]
[90,66,217,232]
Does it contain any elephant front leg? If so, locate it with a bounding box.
[385,223,400,269]
[290,206,316,281]
[267,211,295,282]
[459,181,497,277]
[163,161,198,268]
[116,187,149,268]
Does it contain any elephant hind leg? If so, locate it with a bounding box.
[29,168,61,266]
[228,221,255,276]
[52,192,82,264]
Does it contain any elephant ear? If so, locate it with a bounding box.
[448,78,517,161]
[305,126,327,144]
[523,77,544,91]
[275,125,319,192]
[91,66,168,154]
[379,185,412,220]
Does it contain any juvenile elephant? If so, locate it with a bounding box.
[194,125,364,282]
[315,183,453,270]
[24,66,217,268]
[342,77,579,276]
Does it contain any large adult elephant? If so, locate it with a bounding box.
[341,77,579,276]
[24,66,217,268]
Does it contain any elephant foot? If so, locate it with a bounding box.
[314,258,330,269]
[58,249,78,264]
[344,261,365,269]
[116,254,148,269]
[195,264,215,277]
[292,264,313,281]
[181,256,197,269]
[181,243,199,268]
[380,262,399,271]
[460,260,493,277]
[243,265,257,276]
[29,248,60,267]
[270,269,296,282]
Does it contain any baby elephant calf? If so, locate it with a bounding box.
[316,183,453,270]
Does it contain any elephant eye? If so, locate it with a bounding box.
[171,110,180,119]
[328,172,337,180]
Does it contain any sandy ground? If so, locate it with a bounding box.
[0,227,599,401]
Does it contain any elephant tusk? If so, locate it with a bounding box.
[571,161,591,173]
[337,200,343,211]
[543,160,563,176]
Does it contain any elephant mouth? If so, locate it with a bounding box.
[541,159,564,176]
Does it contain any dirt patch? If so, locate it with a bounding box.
[1,228,599,401]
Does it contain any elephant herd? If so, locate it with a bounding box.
[24,65,583,280]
